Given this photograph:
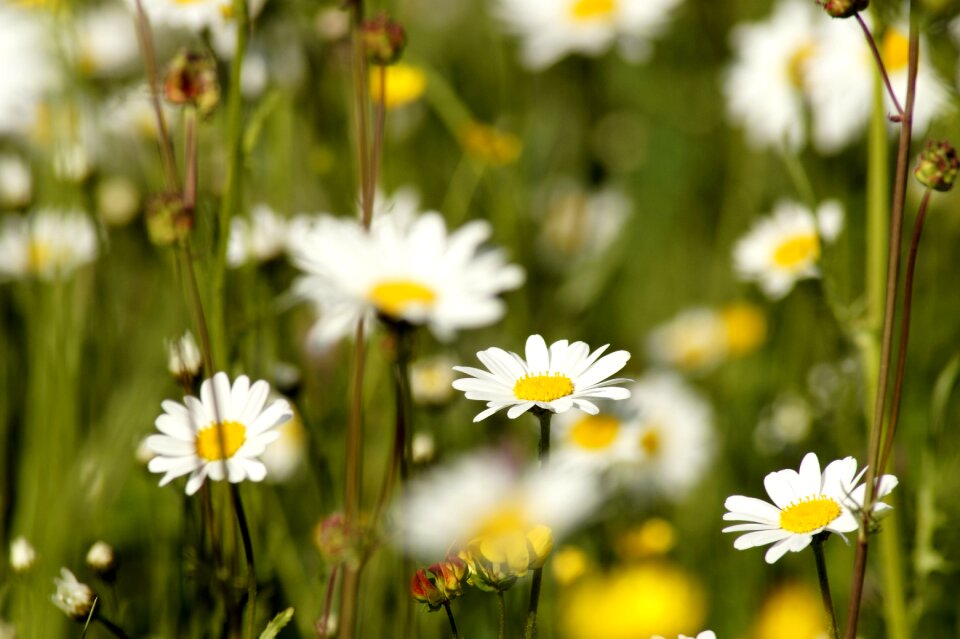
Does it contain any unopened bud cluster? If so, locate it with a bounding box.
[458,525,553,593]
[164,49,220,116]
[146,192,192,246]
[313,513,363,566]
[409,555,467,610]
[816,0,868,18]
[361,13,406,65]
[914,140,958,192]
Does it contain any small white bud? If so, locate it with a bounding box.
[51,568,96,621]
[9,537,36,573]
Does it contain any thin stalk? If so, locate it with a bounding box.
[210,0,251,369]
[369,65,387,208]
[855,14,905,118]
[812,535,840,639]
[131,0,179,190]
[844,10,920,639]
[524,411,552,639]
[372,325,413,526]
[442,601,460,639]
[351,15,373,227]
[96,615,132,639]
[879,189,932,473]
[779,149,817,209]
[498,590,506,639]
[230,484,257,639]
[183,108,198,214]
[319,564,340,636]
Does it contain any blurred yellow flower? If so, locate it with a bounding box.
[719,302,766,356]
[616,518,676,560]
[563,562,706,639]
[370,63,427,110]
[552,545,590,585]
[459,122,522,166]
[752,582,827,639]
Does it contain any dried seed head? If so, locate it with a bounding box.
[164,49,220,116]
[816,0,869,18]
[361,13,407,65]
[914,140,959,192]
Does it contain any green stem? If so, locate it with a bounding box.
[229,484,257,639]
[442,601,460,639]
[96,614,132,639]
[812,535,840,639]
[524,411,552,639]
[372,325,414,526]
[498,590,506,639]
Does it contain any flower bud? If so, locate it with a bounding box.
[86,541,118,582]
[145,192,191,246]
[361,13,406,65]
[167,331,203,381]
[313,513,362,566]
[9,537,36,574]
[410,569,446,609]
[410,555,466,610]
[816,0,868,18]
[51,568,96,622]
[164,49,220,116]
[525,524,554,569]
[459,539,519,593]
[914,140,959,192]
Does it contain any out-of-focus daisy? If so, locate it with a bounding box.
[96,176,141,227]
[752,582,828,639]
[145,372,293,495]
[51,568,95,621]
[733,200,843,299]
[807,17,950,153]
[227,204,288,267]
[369,63,427,110]
[289,207,524,349]
[410,354,457,406]
[260,404,306,483]
[397,451,600,562]
[102,86,177,141]
[137,0,265,34]
[0,209,98,281]
[724,0,818,150]
[538,184,631,267]
[10,536,36,573]
[551,410,633,471]
[723,452,898,564]
[70,4,140,77]
[166,330,203,379]
[755,392,813,455]
[0,5,59,136]
[495,0,684,70]
[647,303,766,373]
[0,154,32,208]
[452,334,631,422]
[562,562,706,639]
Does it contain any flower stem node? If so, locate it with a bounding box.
[146,192,191,247]
[164,48,220,117]
[361,13,407,66]
[815,0,868,18]
[410,555,467,611]
[914,140,959,192]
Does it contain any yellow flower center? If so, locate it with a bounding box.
[720,303,767,356]
[772,233,820,270]
[569,0,616,22]
[779,496,842,534]
[568,414,620,450]
[173,0,205,4]
[196,420,247,462]
[368,279,436,318]
[370,64,427,110]
[640,427,661,456]
[27,241,51,273]
[786,43,816,89]
[882,29,909,72]
[513,373,574,402]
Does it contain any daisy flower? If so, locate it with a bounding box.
[551,410,634,472]
[227,204,288,267]
[538,183,631,269]
[452,334,631,422]
[724,0,818,150]
[288,206,524,349]
[0,4,60,137]
[0,209,98,281]
[647,303,767,373]
[69,4,140,78]
[145,372,293,495]
[495,0,684,70]
[723,452,898,564]
[0,154,32,208]
[733,200,843,299]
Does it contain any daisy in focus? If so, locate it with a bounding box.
[452,334,631,422]
[722,452,898,564]
[227,204,288,267]
[397,451,600,590]
[288,207,524,349]
[495,0,684,70]
[0,209,98,281]
[733,200,843,299]
[146,372,293,495]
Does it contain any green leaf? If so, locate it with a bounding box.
[258,607,295,639]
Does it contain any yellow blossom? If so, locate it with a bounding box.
[720,302,767,356]
[752,582,827,639]
[370,63,427,110]
[460,122,522,166]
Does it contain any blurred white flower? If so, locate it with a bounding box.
[96,176,140,227]
[733,200,843,299]
[410,354,457,406]
[0,154,32,208]
[261,407,306,483]
[538,184,631,266]
[102,86,176,141]
[0,5,59,136]
[396,450,601,560]
[754,392,812,454]
[51,568,95,621]
[166,331,202,379]
[9,536,36,573]
[496,0,683,70]
[411,431,436,464]
[723,452,897,563]
[85,541,117,575]
[146,372,293,495]
[240,50,269,98]
[552,410,633,472]
[453,334,631,422]
[289,205,524,349]
[71,4,140,77]
[52,142,93,183]
[136,0,263,33]
[807,17,949,153]
[0,209,98,281]
[647,307,727,373]
[227,204,288,267]
[724,0,817,150]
